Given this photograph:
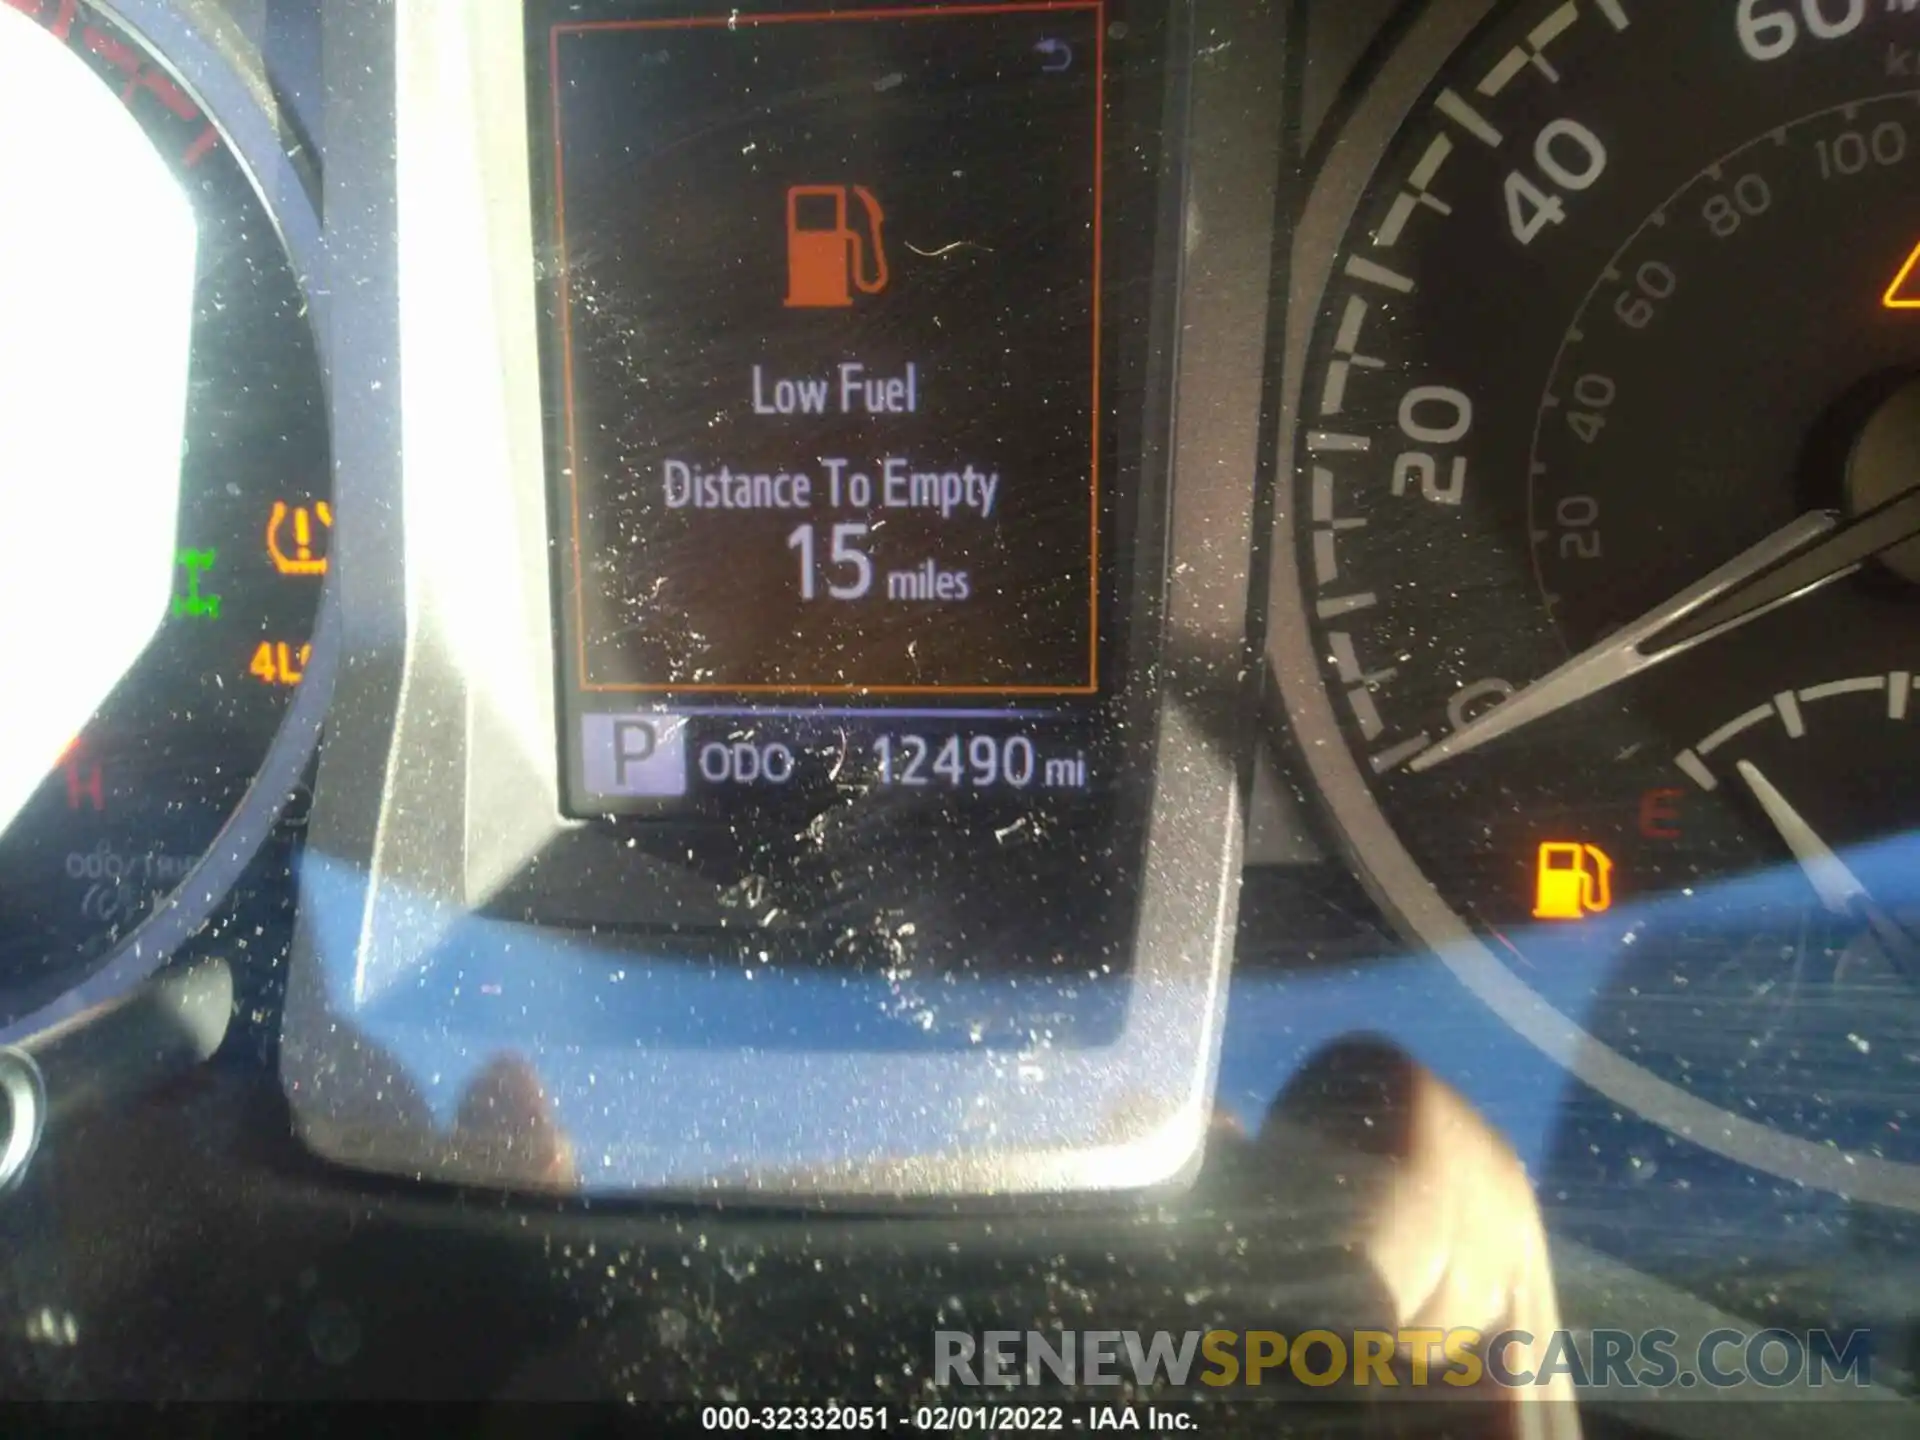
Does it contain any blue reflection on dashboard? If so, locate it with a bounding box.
[296,831,1920,1171]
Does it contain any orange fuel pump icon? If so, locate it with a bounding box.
[784,184,888,309]
[1533,842,1614,921]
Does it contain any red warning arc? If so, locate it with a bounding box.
[1883,240,1920,310]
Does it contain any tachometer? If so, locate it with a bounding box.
[0,0,331,1037]
[1273,0,1920,1205]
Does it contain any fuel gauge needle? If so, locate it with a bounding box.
[1737,761,1874,916]
[1736,759,1920,978]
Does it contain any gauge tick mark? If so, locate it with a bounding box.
[1435,88,1504,148]
[1773,690,1806,740]
[1371,734,1433,775]
[1675,749,1718,792]
[1317,592,1379,621]
[1376,136,1457,247]
[1344,256,1416,294]
[1312,468,1367,530]
[1799,677,1883,704]
[1699,704,1772,756]
[1313,532,1340,584]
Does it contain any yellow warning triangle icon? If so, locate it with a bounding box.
[1885,241,1920,309]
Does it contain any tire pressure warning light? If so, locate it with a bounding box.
[267,501,332,576]
[1533,842,1614,921]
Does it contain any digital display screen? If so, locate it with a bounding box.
[529,0,1167,981]
[549,2,1103,706]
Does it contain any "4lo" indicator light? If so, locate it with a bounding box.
[248,641,312,688]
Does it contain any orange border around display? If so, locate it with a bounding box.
[549,1,1106,697]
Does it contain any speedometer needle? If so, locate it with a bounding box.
[1736,760,1920,978]
[1410,487,1920,773]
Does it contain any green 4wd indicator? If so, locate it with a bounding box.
[172,548,220,620]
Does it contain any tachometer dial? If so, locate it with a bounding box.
[1274,0,1920,1204]
[0,1,330,1035]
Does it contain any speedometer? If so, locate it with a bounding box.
[1272,0,1920,1206]
[0,1,330,1038]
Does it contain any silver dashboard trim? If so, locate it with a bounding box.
[280,0,1276,1198]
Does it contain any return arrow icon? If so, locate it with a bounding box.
[1034,38,1073,73]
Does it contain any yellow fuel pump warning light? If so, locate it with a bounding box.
[1533,842,1614,921]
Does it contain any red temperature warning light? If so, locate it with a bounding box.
[1883,240,1920,310]
[1533,842,1613,921]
